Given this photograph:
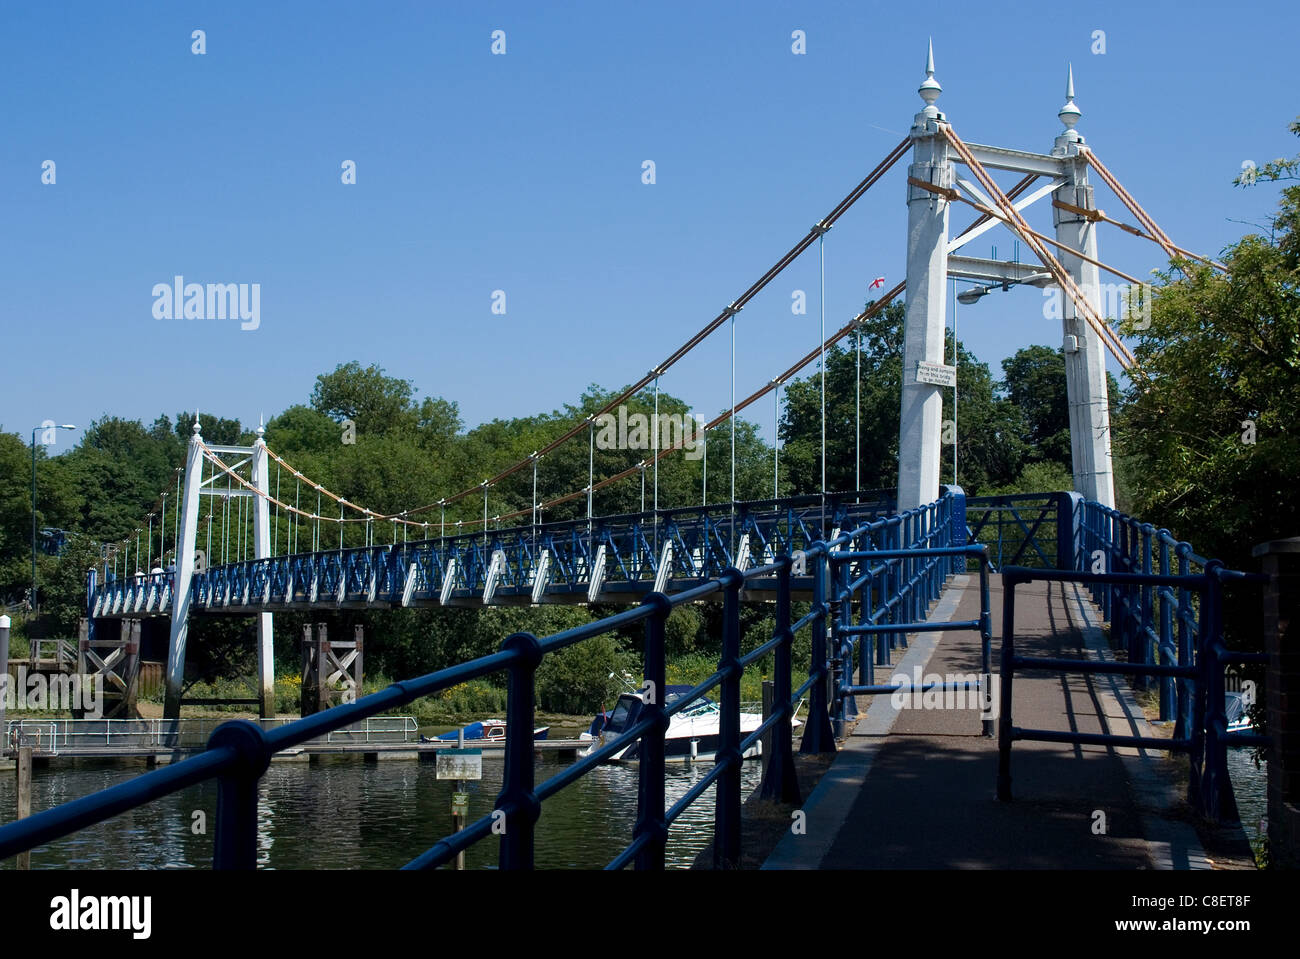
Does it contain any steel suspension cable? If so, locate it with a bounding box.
[941,125,1136,369]
[359,137,913,521]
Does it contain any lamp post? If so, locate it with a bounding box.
[956,272,1054,305]
[30,423,77,611]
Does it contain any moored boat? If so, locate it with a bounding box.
[579,685,800,762]
[420,720,550,743]
[1225,691,1254,733]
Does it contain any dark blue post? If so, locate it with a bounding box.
[946,487,967,576]
[497,631,543,869]
[885,520,899,653]
[209,720,271,870]
[85,567,97,647]
[1176,544,1194,743]
[929,503,941,601]
[996,575,1018,801]
[861,549,877,684]
[714,568,744,869]
[635,594,670,869]
[800,548,836,754]
[1158,533,1174,722]
[1054,492,1082,571]
[1106,512,1119,625]
[874,548,890,666]
[1119,521,1134,661]
[761,556,801,804]
[1139,524,1155,691]
[907,511,918,625]
[833,557,856,735]
[978,549,993,738]
[1199,563,1237,823]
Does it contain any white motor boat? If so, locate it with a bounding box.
[578,685,801,762]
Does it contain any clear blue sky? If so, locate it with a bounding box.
[3,0,1295,454]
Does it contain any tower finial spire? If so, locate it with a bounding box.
[917,38,942,117]
[1058,63,1081,136]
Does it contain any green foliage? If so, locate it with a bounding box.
[1117,117,1300,570]
[37,534,102,635]
[779,299,1032,495]
[780,301,905,493]
[1001,345,1073,468]
[425,679,507,720]
[0,430,35,603]
[983,460,1074,497]
[664,605,703,657]
[535,633,623,714]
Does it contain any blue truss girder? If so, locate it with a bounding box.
[89,490,896,616]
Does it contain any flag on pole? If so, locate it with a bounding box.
[869,276,886,290]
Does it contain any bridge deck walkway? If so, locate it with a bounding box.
[766,573,1244,870]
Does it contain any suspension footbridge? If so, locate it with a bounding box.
[3,48,1285,872]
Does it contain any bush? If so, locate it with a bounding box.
[535,634,621,714]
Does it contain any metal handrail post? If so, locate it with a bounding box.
[209,720,270,869]
[978,550,994,738]
[832,557,856,735]
[634,593,670,870]
[1140,523,1155,691]
[1200,563,1237,824]
[713,568,743,869]
[1176,544,1193,742]
[799,549,835,754]
[996,574,1019,801]
[760,556,800,804]
[497,631,543,869]
[1158,533,1174,721]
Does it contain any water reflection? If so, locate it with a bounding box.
[0,756,763,870]
[1226,749,1267,853]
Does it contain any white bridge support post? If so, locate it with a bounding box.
[1050,69,1116,508]
[897,42,952,513]
[251,421,275,717]
[164,418,204,719]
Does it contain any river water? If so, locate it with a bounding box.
[1,746,1268,869]
[1226,748,1267,856]
[0,754,763,870]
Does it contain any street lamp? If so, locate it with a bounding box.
[30,423,78,611]
[957,272,1054,305]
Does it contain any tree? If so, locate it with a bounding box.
[1001,345,1073,469]
[1116,118,1300,568]
[779,298,1027,496]
[780,301,906,494]
[998,345,1122,493]
[310,362,418,437]
[0,430,35,602]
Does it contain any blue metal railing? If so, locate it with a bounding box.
[1079,501,1214,722]
[831,544,994,736]
[997,499,1268,824]
[1,492,958,870]
[963,491,1080,572]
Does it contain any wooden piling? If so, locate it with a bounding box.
[16,745,32,870]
